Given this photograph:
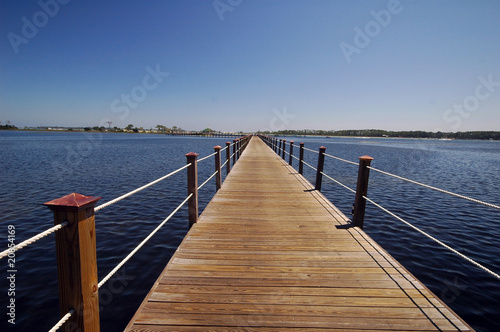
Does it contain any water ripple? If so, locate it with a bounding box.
[1,133,499,332]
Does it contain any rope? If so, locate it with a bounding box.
[324,152,358,166]
[236,143,247,154]
[303,146,319,154]
[98,193,192,289]
[291,154,300,161]
[198,152,216,163]
[367,166,500,210]
[48,309,74,332]
[198,170,218,190]
[0,222,69,260]
[95,164,190,212]
[363,195,500,280]
[221,158,230,169]
[321,171,356,194]
[302,160,317,172]
[346,226,458,330]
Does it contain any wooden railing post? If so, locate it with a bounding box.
[273,138,277,152]
[237,138,241,159]
[353,156,374,229]
[289,141,294,166]
[44,193,101,332]
[235,139,239,159]
[186,152,199,228]
[282,140,286,159]
[225,142,231,174]
[241,136,247,154]
[232,139,237,165]
[315,146,326,191]
[214,146,221,191]
[278,139,282,156]
[299,142,304,175]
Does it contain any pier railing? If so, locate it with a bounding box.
[258,134,500,281]
[0,135,251,332]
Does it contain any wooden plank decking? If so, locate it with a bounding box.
[125,136,473,331]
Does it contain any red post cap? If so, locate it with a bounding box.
[44,193,101,211]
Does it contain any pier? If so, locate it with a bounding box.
[166,131,245,138]
[8,134,497,331]
[125,136,472,331]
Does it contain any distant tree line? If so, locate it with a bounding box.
[259,129,500,140]
[0,121,17,130]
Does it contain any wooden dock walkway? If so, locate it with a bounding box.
[125,136,472,331]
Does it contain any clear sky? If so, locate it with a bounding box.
[1,0,499,132]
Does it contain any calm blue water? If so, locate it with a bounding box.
[1,131,499,331]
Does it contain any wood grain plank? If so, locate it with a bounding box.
[125,136,473,332]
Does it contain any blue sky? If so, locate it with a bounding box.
[1,0,499,132]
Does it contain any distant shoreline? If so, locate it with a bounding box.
[2,128,499,140]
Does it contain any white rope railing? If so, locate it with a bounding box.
[198,170,218,190]
[367,166,500,210]
[221,157,230,169]
[324,152,358,166]
[321,171,356,194]
[95,164,190,212]
[197,152,217,163]
[98,193,192,289]
[236,142,249,154]
[0,222,69,260]
[302,160,317,172]
[363,195,500,280]
[33,141,255,330]
[303,146,319,154]
[48,309,74,332]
